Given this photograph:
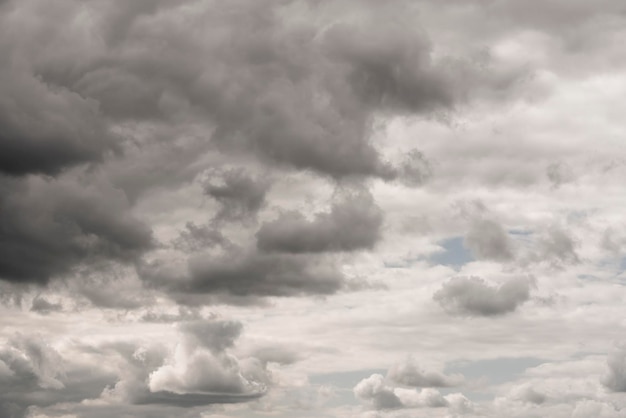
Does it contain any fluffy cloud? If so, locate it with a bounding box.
[354,373,471,413]
[433,276,535,316]
[387,359,464,388]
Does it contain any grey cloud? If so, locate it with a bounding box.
[172,222,229,253]
[433,276,534,316]
[538,227,580,265]
[394,150,433,187]
[0,2,121,177]
[30,297,63,315]
[203,168,270,223]
[602,347,626,392]
[179,320,243,353]
[464,218,515,262]
[354,373,456,411]
[0,176,153,285]
[0,335,117,418]
[387,359,464,388]
[323,14,454,112]
[256,189,383,253]
[18,0,466,182]
[141,249,344,302]
[523,226,580,267]
[547,161,575,188]
[354,374,404,410]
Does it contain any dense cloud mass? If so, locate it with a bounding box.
[2,0,626,416]
[256,189,383,253]
[0,176,153,284]
[433,276,534,316]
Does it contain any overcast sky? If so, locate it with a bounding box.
[1,0,626,417]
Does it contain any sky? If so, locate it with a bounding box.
[1,0,626,417]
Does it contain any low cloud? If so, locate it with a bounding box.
[354,373,471,412]
[140,248,344,303]
[0,176,153,285]
[602,346,626,392]
[464,218,515,262]
[387,359,464,388]
[202,168,271,223]
[256,189,383,253]
[433,275,534,316]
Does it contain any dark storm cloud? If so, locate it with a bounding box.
[0,3,119,177]
[0,176,153,285]
[203,168,270,223]
[5,0,479,184]
[464,218,515,262]
[433,275,534,316]
[256,189,383,253]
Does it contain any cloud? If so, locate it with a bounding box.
[354,373,471,412]
[433,276,534,316]
[354,374,403,410]
[0,334,117,418]
[172,223,229,253]
[464,218,515,262]
[0,176,153,285]
[387,359,464,388]
[256,189,383,253]
[145,320,268,404]
[30,297,63,315]
[141,247,344,303]
[602,346,626,392]
[203,168,271,223]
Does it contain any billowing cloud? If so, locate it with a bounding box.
[203,168,271,223]
[256,189,383,254]
[354,373,471,412]
[0,176,153,285]
[145,320,268,404]
[433,275,534,316]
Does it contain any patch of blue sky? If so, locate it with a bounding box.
[429,236,474,269]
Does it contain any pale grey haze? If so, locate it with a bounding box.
[1,0,626,417]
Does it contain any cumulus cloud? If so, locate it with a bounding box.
[203,168,271,223]
[0,176,153,285]
[354,373,471,412]
[256,189,383,253]
[433,276,534,316]
[140,247,344,303]
[145,320,268,403]
[464,218,515,262]
[387,359,464,388]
